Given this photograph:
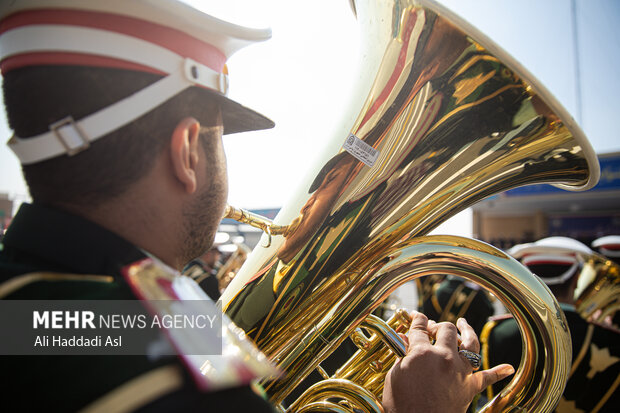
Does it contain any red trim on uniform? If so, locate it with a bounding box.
[0,53,167,75]
[233,361,260,383]
[488,313,513,322]
[0,9,226,72]
[520,253,577,259]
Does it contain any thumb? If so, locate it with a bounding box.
[472,364,515,393]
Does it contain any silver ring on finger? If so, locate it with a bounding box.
[458,349,482,370]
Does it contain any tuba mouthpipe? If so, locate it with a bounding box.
[223,204,299,237]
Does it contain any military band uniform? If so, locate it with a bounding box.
[420,276,495,336]
[0,203,274,412]
[183,258,221,301]
[481,303,620,412]
[0,0,520,411]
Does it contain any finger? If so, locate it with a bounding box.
[457,317,480,354]
[427,321,461,346]
[426,319,437,338]
[432,321,459,350]
[407,311,431,348]
[397,332,409,348]
[426,320,437,344]
[471,364,515,393]
[426,319,437,337]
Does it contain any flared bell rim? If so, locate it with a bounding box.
[415,0,600,191]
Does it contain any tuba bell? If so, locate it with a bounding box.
[220,0,600,411]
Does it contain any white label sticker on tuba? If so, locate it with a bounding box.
[342,133,379,167]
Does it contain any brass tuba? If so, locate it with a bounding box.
[215,241,252,291]
[220,0,600,411]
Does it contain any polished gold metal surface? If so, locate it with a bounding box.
[330,310,410,398]
[220,0,599,411]
[575,254,620,323]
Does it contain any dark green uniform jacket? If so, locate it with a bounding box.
[0,203,273,412]
[420,277,495,336]
[481,303,620,412]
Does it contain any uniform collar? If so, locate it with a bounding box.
[2,202,145,276]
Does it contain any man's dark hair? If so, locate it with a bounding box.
[3,65,219,208]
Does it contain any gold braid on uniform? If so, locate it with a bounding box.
[480,320,497,400]
[569,324,594,378]
[78,365,184,413]
[0,272,114,298]
[439,283,465,322]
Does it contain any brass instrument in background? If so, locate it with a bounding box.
[220,0,600,411]
[575,253,620,324]
[215,242,252,291]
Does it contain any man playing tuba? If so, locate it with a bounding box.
[0,1,513,412]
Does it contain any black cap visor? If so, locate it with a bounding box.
[210,91,275,135]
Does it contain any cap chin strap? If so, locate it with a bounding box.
[522,254,580,285]
[599,247,620,258]
[0,25,228,165]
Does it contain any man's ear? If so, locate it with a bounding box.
[170,117,201,194]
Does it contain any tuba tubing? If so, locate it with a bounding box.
[274,235,571,412]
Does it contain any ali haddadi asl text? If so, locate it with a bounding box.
[34,335,121,347]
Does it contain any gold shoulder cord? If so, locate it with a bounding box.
[0,272,114,299]
[439,283,465,321]
[569,324,594,378]
[78,365,184,413]
[480,320,498,400]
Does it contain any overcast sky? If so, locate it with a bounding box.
[0,0,618,236]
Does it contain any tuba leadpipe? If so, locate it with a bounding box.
[223,205,300,248]
[223,204,299,237]
[221,0,600,411]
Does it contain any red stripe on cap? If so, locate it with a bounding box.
[0,53,167,75]
[525,260,573,266]
[0,9,226,72]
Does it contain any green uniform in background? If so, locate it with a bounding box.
[481,303,620,412]
[420,276,495,336]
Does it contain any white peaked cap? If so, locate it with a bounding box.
[0,0,275,164]
[509,237,594,285]
[508,236,593,260]
[592,235,620,258]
